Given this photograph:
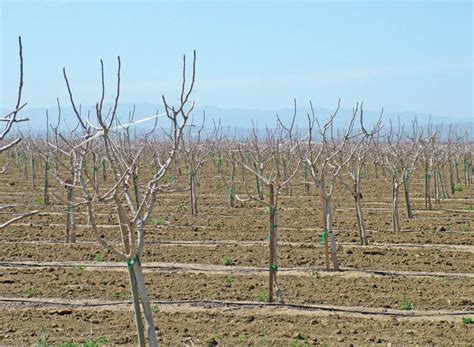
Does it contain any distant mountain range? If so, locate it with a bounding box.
[2,102,472,138]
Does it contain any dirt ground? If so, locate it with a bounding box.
[0,162,473,345]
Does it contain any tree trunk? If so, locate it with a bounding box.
[424,160,432,210]
[127,265,146,347]
[92,152,99,193]
[102,157,107,182]
[464,159,469,188]
[440,166,449,199]
[304,166,310,193]
[190,172,198,215]
[268,184,279,303]
[392,177,401,232]
[282,160,291,196]
[455,161,461,185]
[23,156,28,179]
[353,182,368,245]
[66,186,76,243]
[449,161,455,194]
[228,162,236,207]
[321,191,330,271]
[403,174,413,219]
[219,157,224,179]
[251,162,263,200]
[325,195,339,271]
[31,156,36,187]
[434,169,440,204]
[130,260,159,347]
[43,161,49,205]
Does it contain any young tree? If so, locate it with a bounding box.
[378,119,427,232]
[180,112,216,215]
[60,51,196,346]
[334,104,382,245]
[0,37,38,229]
[225,107,301,303]
[299,100,364,270]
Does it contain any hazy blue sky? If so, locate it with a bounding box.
[1,0,472,119]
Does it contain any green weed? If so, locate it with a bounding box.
[24,287,37,298]
[254,292,269,302]
[151,304,160,313]
[33,197,44,206]
[116,290,130,300]
[93,254,105,262]
[223,256,236,266]
[400,293,414,310]
[225,274,234,287]
[147,218,165,226]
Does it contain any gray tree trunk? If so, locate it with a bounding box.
[392,177,401,232]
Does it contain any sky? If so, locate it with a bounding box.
[0,0,473,121]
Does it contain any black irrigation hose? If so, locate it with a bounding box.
[1,297,473,319]
[0,260,472,279]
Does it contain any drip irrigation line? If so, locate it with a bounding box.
[0,239,472,253]
[0,297,472,319]
[0,260,472,278]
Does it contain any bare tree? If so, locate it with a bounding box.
[180,112,216,215]
[378,119,427,232]
[299,100,364,270]
[334,104,382,245]
[224,107,301,303]
[0,37,38,229]
[59,51,196,346]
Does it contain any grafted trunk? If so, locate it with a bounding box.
[102,157,107,182]
[303,166,310,193]
[92,152,99,193]
[321,192,330,271]
[132,167,141,207]
[43,160,49,205]
[268,184,281,303]
[31,156,36,187]
[403,174,413,219]
[324,195,339,271]
[434,169,440,204]
[127,265,146,347]
[66,185,76,243]
[227,161,236,207]
[440,166,450,199]
[353,181,368,245]
[23,156,28,179]
[282,160,292,196]
[217,156,224,181]
[455,161,461,185]
[190,172,198,215]
[256,164,264,200]
[449,161,455,194]
[464,159,469,187]
[424,160,432,210]
[392,177,401,232]
[130,258,159,347]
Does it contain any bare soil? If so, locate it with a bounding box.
[0,163,473,345]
